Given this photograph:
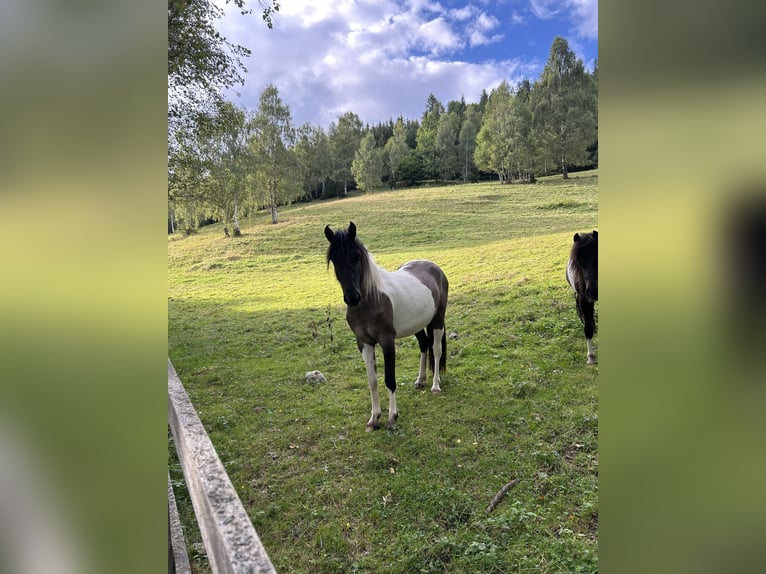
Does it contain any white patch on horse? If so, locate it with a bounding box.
[566,257,577,290]
[586,338,596,364]
[430,327,444,392]
[378,265,437,338]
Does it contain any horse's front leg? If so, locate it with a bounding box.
[380,337,399,430]
[361,343,381,431]
[579,295,597,364]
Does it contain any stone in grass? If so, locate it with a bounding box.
[448,331,459,340]
[305,370,327,384]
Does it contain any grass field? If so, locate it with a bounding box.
[168,172,598,573]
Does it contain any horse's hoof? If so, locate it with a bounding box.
[431,387,442,394]
[386,421,397,431]
[366,419,381,431]
[414,381,424,389]
[587,356,596,365]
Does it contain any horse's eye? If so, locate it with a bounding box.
[350,251,361,263]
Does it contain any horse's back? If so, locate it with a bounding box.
[382,260,447,337]
[398,260,448,291]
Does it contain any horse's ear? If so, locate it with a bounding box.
[324,225,334,242]
[349,221,356,239]
[592,230,598,238]
[573,233,581,243]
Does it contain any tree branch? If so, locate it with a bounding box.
[485,478,520,514]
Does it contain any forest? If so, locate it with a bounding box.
[168,0,597,236]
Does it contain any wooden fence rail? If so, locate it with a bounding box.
[168,359,277,574]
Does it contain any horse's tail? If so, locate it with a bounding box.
[439,328,447,374]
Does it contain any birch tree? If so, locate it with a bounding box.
[384,117,410,186]
[249,85,302,224]
[351,132,383,192]
[531,36,597,179]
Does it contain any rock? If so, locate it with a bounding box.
[448,331,459,340]
[305,370,327,384]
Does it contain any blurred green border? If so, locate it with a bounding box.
[2,1,765,572]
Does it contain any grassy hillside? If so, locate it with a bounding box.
[168,172,598,573]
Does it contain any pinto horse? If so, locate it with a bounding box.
[325,222,449,431]
[567,230,598,364]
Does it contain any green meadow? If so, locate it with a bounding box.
[168,172,598,573]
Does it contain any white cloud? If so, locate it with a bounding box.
[529,0,598,40]
[568,0,598,40]
[449,5,477,21]
[209,1,594,129]
[467,11,503,47]
[416,18,463,54]
[529,0,561,20]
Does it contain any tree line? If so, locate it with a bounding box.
[168,33,597,235]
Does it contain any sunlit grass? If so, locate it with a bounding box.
[169,173,598,573]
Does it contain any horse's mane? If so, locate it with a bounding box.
[326,230,383,301]
[570,232,597,261]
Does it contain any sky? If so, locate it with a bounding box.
[214,0,598,129]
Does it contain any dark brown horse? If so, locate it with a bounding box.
[325,222,449,430]
[567,230,598,364]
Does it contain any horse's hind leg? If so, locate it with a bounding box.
[414,330,429,388]
[430,327,444,393]
[361,343,382,431]
[580,297,597,364]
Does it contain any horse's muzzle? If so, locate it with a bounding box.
[344,291,362,306]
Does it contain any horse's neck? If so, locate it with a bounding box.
[362,252,384,297]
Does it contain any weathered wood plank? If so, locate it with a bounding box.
[168,359,277,574]
[168,472,192,574]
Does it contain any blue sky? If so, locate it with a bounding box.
[215,0,597,129]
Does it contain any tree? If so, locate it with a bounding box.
[435,111,460,181]
[249,85,302,224]
[458,105,482,182]
[294,123,330,200]
[168,1,279,231]
[351,133,384,192]
[588,59,599,168]
[168,0,279,128]
[329,112,363,195]
[531,36,597,179]
[384,118,410,186]
[474,81,515,183]
[415,94,444,180]
[204,102,254,235]
[508,80,535,182]
[168,126,208,232]
[404,119,419,149]
[396,151,425,186]
[168,101,254,235]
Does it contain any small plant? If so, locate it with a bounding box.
[308,305,335,348]
[324,304,334,346]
